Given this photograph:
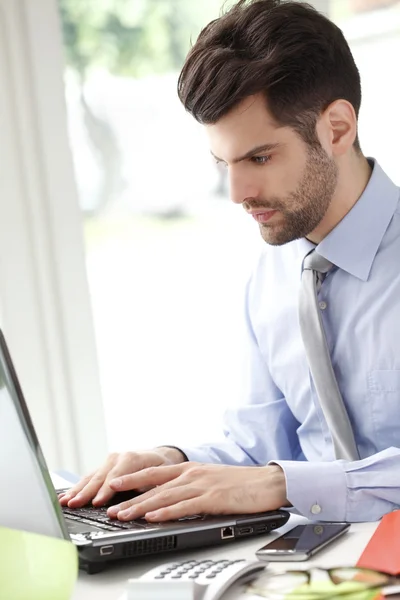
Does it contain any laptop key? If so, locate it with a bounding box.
[62,506,155,531]
[108,520,148,530]
[66,520,110,534]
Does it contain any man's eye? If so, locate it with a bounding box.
[251,155,271,165]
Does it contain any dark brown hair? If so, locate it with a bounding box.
[178,0,361,150]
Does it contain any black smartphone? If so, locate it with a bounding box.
[256,523,350,561]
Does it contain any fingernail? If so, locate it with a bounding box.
[110,478,122,489]
[145,511,159,520]
[92,494,103,504]
[107,506,119,517]
[118,509,132,520]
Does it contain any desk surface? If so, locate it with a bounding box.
[71,515,378,600]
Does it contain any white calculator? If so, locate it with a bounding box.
[119,557,266,600]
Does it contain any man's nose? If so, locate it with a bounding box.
[228,169,259,205]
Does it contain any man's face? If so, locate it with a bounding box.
[206,94,338,245]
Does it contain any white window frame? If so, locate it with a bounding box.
[0,0,107,474]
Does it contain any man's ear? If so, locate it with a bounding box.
[318,99,358,156]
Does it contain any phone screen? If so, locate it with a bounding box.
[257,523,349,556]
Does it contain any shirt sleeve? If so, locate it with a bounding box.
[181,275,302,467]
[274,446,400,522]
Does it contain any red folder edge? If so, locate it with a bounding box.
[356,511,400,576]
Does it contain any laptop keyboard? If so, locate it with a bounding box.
[62,505,154,532]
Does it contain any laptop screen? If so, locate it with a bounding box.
[0,329,69,540]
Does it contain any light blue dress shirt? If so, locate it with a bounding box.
[182,159,400,523]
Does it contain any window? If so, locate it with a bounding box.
[58,0,264,452]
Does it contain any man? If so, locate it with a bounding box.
[60,0,400,523]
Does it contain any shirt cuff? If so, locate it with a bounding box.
[272,459,348,522]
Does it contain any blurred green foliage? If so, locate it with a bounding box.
[58,0,227,78]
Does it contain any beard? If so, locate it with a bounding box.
[244,144,339,246]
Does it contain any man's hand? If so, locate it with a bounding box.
[58,447,186,508]
[106,462,289,522]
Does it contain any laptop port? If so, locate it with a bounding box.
[100,545,115,556]
[238,526,253,536]
[221,527,235,539]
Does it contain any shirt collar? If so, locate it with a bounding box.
[296,159,399,281]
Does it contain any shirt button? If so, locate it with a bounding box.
[319,301,327,310]
[311,504,322,515]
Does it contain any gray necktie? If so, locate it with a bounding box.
[299,250,359,461]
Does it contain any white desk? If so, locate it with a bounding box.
[71,515,378,600]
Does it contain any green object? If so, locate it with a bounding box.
[286,580,381,600]
[0,526,78,600]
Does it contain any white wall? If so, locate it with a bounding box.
[341,7,400,184]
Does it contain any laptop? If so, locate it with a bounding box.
[0,328,290,573]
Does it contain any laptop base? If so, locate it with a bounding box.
[73,509,290,574]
